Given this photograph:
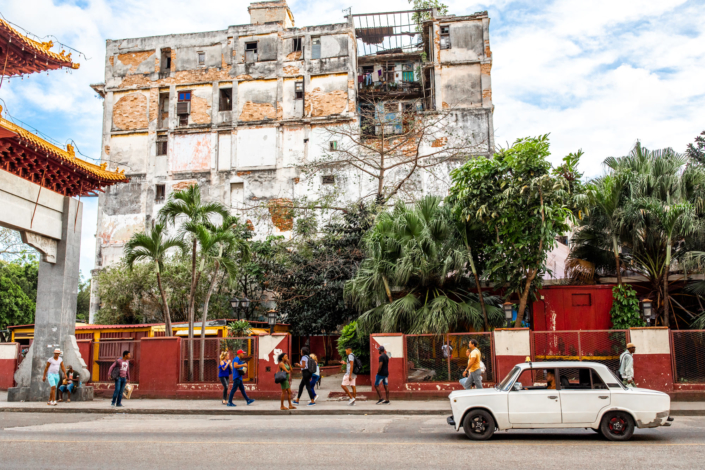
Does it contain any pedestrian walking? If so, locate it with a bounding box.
[278,352,295,410]
[309,353,321,403]
[227,349,254,406]
[42,348,66,406]
[619,342,636,387]
[293,347,316,406]
[460,339,482,390]
[374,345,390,405]
[58,365,80,403]
[218,351,231,405]
[340,346,357,405]
[108,350,131,407]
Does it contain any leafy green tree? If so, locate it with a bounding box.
[449,135,585,327]
[124,223,187,336]
[408,0,449,31]
[336,321,369,373]
[0,276,35,329]
[346,196,503,335]
[686,130,705,166]
[76,273,91,322]
[610,284,644,329]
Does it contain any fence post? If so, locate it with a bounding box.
[628,327,673,393]
[0,343,19,390]
[370,333,405,391]
[577,331,582,362]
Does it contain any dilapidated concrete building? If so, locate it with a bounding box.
[89,1,494,320]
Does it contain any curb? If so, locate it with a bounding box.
[670,410,705,416]
[0,407,449,416]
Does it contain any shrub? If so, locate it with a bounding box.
[610,284,644,329]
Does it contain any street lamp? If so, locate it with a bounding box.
[267,309,278,335]
[641,298,653,326]
[230,297,239,319]
[230,297,251,320]
[503,301,513,328]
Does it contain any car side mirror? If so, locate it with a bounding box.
[513,382,522,391]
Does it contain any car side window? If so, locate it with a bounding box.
[557,368,593,390]
[591,369,608,390]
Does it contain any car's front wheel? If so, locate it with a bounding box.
[462,409,495,440]
[600,411,635,441]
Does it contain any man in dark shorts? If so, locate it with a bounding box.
[374,345,390,404]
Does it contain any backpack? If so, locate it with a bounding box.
[306,356,317,375]
[109,360,120,381]
[351,354,364,375]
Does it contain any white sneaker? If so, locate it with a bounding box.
[349,398,356,405]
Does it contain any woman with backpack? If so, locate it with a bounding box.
[309,353,321,403]
[218,351,231,405]
[277,352,295,410]
[292,347,316,406]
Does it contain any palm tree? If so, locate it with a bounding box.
[123,224,186,336]
[346,196,503,335]
[194,216,250,381]
[157,184,229,380]
[588,175,626,285]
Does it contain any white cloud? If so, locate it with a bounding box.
[2,0,703,275]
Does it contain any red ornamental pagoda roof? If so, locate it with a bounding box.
[0,19,79,76]
[0,114,128,197]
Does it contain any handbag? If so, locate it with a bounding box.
[274,370,288,384]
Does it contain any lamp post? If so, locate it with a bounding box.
[641,298,653,326]
[230,297,251,320]
[503,301,513,328]
[267,309,278,335]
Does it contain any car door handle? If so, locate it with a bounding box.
[599,396,608,399]
[548,396,558,399]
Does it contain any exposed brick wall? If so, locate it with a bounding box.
[113,93,148,130]
[117,51,155,73]
[172,180,198,191]
[282,65,301,76]
[119,63,232,89]
[285,51,302,61]
[148,88,159,122]
[191,95,212,124]
[240,101,276,121]
[481,63,492,75]
[268,198,293,231]
[305,88,347,117]
[482,89,492,99]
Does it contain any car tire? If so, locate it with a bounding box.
[462,409,495,440]
[600,411,635,441]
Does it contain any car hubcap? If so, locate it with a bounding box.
[471,416,486,433]
[609,416,626,434]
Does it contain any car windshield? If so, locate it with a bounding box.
[497,366,521,391]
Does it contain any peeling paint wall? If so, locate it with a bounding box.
[171,133,213,173]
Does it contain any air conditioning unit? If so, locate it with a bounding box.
[176,102,191,115]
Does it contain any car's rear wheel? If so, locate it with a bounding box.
[462,409,495,440]
[600,411,635,441]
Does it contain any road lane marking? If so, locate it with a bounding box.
[0,439,703,447]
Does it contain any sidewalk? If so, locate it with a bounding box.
[2,390,704,416]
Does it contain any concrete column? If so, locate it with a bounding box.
[88,267,102,324]
[493,328,531,382]
[629,327,673,392]
[9,197,93,401]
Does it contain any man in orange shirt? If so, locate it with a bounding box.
[460,339,483,389]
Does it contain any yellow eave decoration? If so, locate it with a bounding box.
[0,115,125,181]
[0,19,80,69]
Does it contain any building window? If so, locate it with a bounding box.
[440,25,451,50]
[160,48,172,76]
[245,42,258,62]
[322,175,335,185]
[155,184,166,202]
[198,51,205,65]
[329,141,338,151]
[292,37,302,52]
[219,88,233,111]
[178,91,191,101]
[156,139,168,156]
[158,92,169,128]
[177,91,191,126]
[230,182,244,207]
[294,81,303,100]
[311,37,321,59]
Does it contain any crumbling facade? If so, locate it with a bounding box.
[89,1,494,320]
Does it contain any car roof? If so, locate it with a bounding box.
[516,361,611,371]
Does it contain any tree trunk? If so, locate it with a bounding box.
[155,265,172,337]
[382,275,394,303]
[663,241,671,328]
[612,235,622,286]
[188,238,198,381]
[515,268,537,328]
[466,243,489,331]
[200,262,220,382]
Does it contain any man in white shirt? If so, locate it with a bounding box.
[42,349,66,406]
[340,346,357,405]
[619,343,636,387]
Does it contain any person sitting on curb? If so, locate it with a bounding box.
[42,349,66,406]
[58,365,81,403]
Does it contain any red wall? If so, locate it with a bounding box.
[370,334,405,392]
[138,337,181,398]
[533,285,615,331]
[0,343,18,390]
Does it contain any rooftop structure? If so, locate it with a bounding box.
[0,19,79,76]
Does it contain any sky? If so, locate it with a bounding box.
[1,0,704,277]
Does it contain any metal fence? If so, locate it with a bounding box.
[180,337,258,383]
[95,340,141,382]
[671,330,705,384]
[405,333,494,383]
[532,330,630,374]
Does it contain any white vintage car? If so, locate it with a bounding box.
[447,361,672,441]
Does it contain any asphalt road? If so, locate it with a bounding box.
[1,412,704,469]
